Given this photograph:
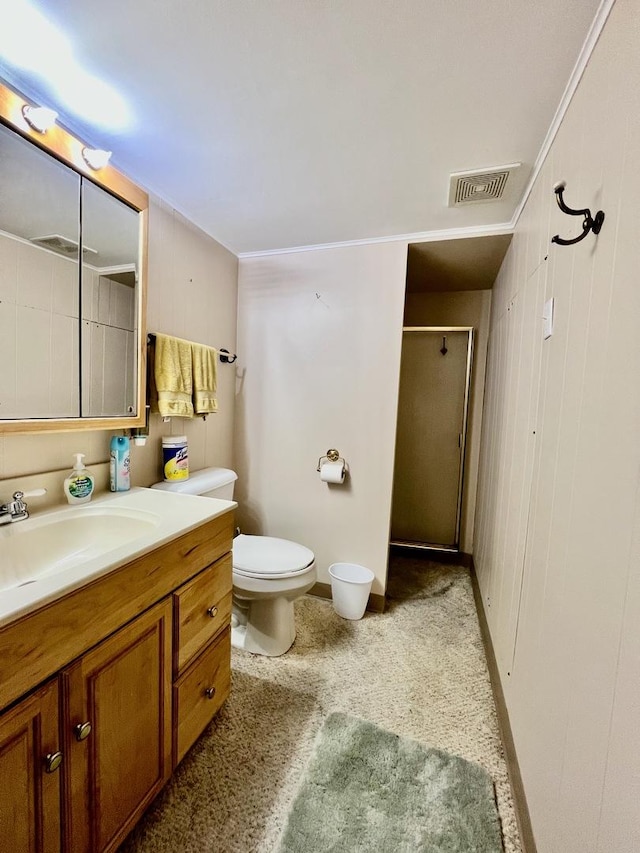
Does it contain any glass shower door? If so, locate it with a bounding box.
[391,327,473,549]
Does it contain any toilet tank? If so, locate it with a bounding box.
[151,467,237,499]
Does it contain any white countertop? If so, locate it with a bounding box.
[0,487,236,629]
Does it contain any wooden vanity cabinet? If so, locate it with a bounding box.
[0,679,62,853]
[0,509,234,853]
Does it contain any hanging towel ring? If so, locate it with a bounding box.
[551,181,605,246]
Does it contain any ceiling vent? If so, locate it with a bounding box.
[29,234,97,258]
[448,163,520,206]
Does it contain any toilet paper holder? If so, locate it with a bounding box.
[317,448,344,472]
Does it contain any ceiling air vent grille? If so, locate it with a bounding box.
[449,163,520,206]
[29,234,97,258]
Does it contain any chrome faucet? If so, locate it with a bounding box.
[0,488,46,525]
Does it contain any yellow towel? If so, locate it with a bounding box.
[192,343,218,414]
[152,333,194,418]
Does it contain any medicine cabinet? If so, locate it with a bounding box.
[0,82,148,433]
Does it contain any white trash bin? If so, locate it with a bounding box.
[328,563,374,620]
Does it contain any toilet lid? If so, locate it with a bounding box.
[233,534,315,577]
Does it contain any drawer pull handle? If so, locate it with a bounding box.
[74,721,92,741]
[205,687,216,700]
[44,751,63,773]
[207,606,218,618]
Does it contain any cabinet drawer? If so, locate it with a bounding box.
[173,553,232,675]
[173,628,231,766]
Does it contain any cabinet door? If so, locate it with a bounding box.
[61,599,172,853]
[0,679,62,853]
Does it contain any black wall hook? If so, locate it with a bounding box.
[551,181,605,246]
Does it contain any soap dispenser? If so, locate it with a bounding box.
[64,454,95,505]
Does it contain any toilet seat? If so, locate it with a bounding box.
[233,534,315,579]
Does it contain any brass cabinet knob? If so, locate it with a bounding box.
[207,606,218,618]
[205,687,216,700]
[74,721,92,741]
[44,751,63,774]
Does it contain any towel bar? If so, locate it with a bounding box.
[147,333,237,364]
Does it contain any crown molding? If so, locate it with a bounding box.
[237,222,514,260]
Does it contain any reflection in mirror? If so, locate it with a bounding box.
[0,122,81,418]
[81,181,139,417]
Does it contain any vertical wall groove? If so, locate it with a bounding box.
[474,1,640,850]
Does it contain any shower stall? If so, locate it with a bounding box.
[390,326,473,551]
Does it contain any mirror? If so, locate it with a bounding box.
[81,181,139,417]
[0,122,81,418]
[0,82,147,432]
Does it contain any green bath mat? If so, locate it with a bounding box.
[276,713,503,853]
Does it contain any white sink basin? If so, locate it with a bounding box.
[0,506,161,592]
[0,487,236,628]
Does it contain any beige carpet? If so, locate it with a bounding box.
[121,556,522,853]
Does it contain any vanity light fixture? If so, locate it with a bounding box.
[21,104,58,133]
[82,146,112,170]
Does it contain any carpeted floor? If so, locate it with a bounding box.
[120,555,522,853]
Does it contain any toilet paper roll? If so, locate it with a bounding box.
[320,460,345,484]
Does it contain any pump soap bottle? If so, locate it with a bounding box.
[64,454,95,505]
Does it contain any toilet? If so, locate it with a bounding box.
[151,467,316,656]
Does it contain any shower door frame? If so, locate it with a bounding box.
[390,325,474,553]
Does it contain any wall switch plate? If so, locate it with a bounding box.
[543,297,554,339]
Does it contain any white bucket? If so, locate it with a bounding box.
[328,563,374,620]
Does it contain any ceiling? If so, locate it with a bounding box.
[0,1,602,255]
[406,234,513,293]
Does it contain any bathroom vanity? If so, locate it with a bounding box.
[0,491,234,853]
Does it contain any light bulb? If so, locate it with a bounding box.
[82,147,112,170]
[22,104,58,133]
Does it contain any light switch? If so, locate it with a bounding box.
[543,297,554,339]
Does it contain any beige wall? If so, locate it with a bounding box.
[134,199,238,486]
[474,1,640,850]
[236,242,407,595]
[0,194,238,502]
[404,290,491,553]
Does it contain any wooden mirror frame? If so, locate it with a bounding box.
[0,81,148,434]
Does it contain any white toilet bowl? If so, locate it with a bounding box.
[231,534,316,656]
[151,468,316,656]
